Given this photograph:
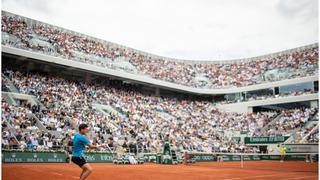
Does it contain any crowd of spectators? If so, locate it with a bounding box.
[1,98,37,131]
[2,69,318,154]
[2,12,319,89]
[294,111,319,143]
[307,129,319,143]
[1,98,65,150]
[263,108,317,137]
[295,124,318,143]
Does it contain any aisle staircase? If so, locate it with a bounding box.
[260,112,284,134]
[93,103,121,132]
[2,74,47,110]
[2,92,16,105]
[299,124,319,143]
[285,112,318,144]
[110,104,129,120]
[2,74,19,93]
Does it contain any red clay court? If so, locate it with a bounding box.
[2,161,318,180]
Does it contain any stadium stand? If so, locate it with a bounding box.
[1,69,318,154]
[1,11,318,89]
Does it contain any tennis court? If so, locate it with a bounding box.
[2,161,318,180]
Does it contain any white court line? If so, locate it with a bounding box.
[29,169,43,173]
[51,172,63,176]
[223,173,308,180]
[26,166,64,177]
[281,176,318,180]
[33,168,79,179]
[223,174,281,180]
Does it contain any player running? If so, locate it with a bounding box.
[72,124,106,180]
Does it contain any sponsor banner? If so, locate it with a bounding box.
[219,154,314,161]
[2,151,67,163]
[285,154,307,161]
[221,155,261,161]
[3,151,315,163]
[261,154,308,161]
[261,155,281,160]
[285,144,318,153]
[83,153,114,163]
[2,151,114,163]
[244,136,289,144]
[189,153,216,162]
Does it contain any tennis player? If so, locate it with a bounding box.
[280,144,287,162]
[72,124,106,180]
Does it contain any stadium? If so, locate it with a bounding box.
[1,1,319,180]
